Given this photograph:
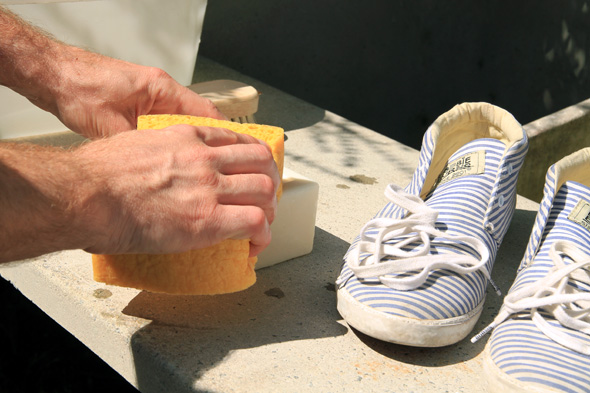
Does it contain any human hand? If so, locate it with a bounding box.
[52,48,226,139]
[0,7,225,139]
[75,125,279,256]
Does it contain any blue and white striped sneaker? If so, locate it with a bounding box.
[474,148,590,393]
[336,102,528,347]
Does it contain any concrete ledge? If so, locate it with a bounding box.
[0,58,543,392]
[519,98,590,202]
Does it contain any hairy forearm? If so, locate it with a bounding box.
[0,142,95,262]
[0,6,226,140]
[0,6,69,114]
[0,125,279,262]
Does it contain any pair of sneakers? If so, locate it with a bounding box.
[336,102,590,393]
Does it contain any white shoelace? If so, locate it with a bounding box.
[342,183,499,294]
[472,240,590,355]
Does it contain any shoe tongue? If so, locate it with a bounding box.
[435,149,487,187]
[427,138,505,197]
[561,184,590,284]
[543,182,590,275]
[554,181,590,236]
[567,194,590,234]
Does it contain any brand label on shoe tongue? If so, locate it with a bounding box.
[568,199,590,232]
[435,150,486,187]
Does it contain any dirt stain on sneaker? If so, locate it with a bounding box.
[349,174,378,185]
[337,184,350,189]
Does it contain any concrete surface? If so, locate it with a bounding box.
[0,58,541,392]
[519,98,590,202]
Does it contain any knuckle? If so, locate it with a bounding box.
[253,143,273,160]
[201,126,238,145]
[198,167,221,188]
[247,208,268,232]
[189,125,209,140]
[163,123,198,140]
[201,97,220,113]
[147,66,171,81]
[265,206,276,226]
[258,175,277,199]
[218,127,239,141]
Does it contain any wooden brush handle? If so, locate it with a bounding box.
[188,80,259,120]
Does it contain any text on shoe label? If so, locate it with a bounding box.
[568,199,590,232]
[435,150,486,187]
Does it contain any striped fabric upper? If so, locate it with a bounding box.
[336,103,528,346]
[338,137,525,318]
[485,178,590,393]
[521,162,565,269]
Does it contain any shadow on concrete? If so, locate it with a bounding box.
[201,1,590,151]
[122,205,539,390]
[283,111,419,188]
[193,56,328,133]
[123,227,350,393]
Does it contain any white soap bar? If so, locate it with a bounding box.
[256,168,319,269]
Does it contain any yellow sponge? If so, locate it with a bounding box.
[92,115,285,295]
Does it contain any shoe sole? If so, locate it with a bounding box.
[337,287,484,347]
